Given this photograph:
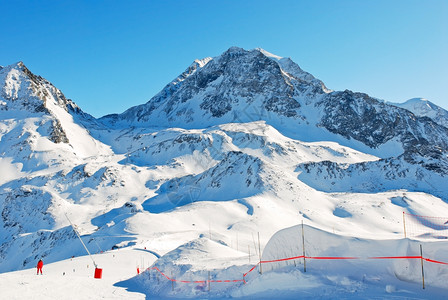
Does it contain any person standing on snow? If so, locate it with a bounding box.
[36,259,43,275]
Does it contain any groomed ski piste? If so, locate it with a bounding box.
[2,223,448,299]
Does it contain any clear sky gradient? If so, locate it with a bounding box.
[1,0,447,117]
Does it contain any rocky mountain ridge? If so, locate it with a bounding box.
[100,47,448,173]
[1,47,448,274]
[390,97,448,128]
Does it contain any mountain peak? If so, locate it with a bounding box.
[15,61,25,68]
[401,97,430,106]
[193,57,213,68]
[2,61,28,73]
[1,61,44,87]
[390,97,448,128]
[0,60,95,127]
[254,47,283,61]
[224,46,246,54]
[101,47,330,127]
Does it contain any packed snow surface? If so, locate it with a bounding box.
[3,226,448,299]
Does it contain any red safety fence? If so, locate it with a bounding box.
[423,258,448,265]
[144,253,448,285]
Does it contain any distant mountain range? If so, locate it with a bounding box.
[1,47,448,274]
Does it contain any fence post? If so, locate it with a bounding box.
[171,272,174,291]
[403,212,407,239]
[209,221,212,240]
[208,271,211,292]
[258,232,262,275]
[237,232,239,252]
[302,220,306,272]
[420,244,425,289]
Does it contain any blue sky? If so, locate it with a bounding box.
[1,0,447,117]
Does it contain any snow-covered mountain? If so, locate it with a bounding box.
[100,47,330,128]
[0,62,153,271]
[1,48,448,298]
[390,97,448,128]
[100,47,448,172]
[0,62,111,161]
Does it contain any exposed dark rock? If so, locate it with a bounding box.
[49,119,69,144]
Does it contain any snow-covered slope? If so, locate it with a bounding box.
[0,63,154,272]
[0,247,158,300]
[390,97,448,128]
[1,48,448,299]
[2,231,448,299]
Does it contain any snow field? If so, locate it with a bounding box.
[0,248,157,300]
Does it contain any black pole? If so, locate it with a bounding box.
[420,244,425,289]
[258,232,262,274]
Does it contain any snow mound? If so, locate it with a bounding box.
[126,237,251,298]
[258,224,448,295]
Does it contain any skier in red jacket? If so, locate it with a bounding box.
[37,259,43,275]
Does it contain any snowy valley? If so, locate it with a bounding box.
[1,47,448,299]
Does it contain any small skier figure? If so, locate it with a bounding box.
[36,259,43,275]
